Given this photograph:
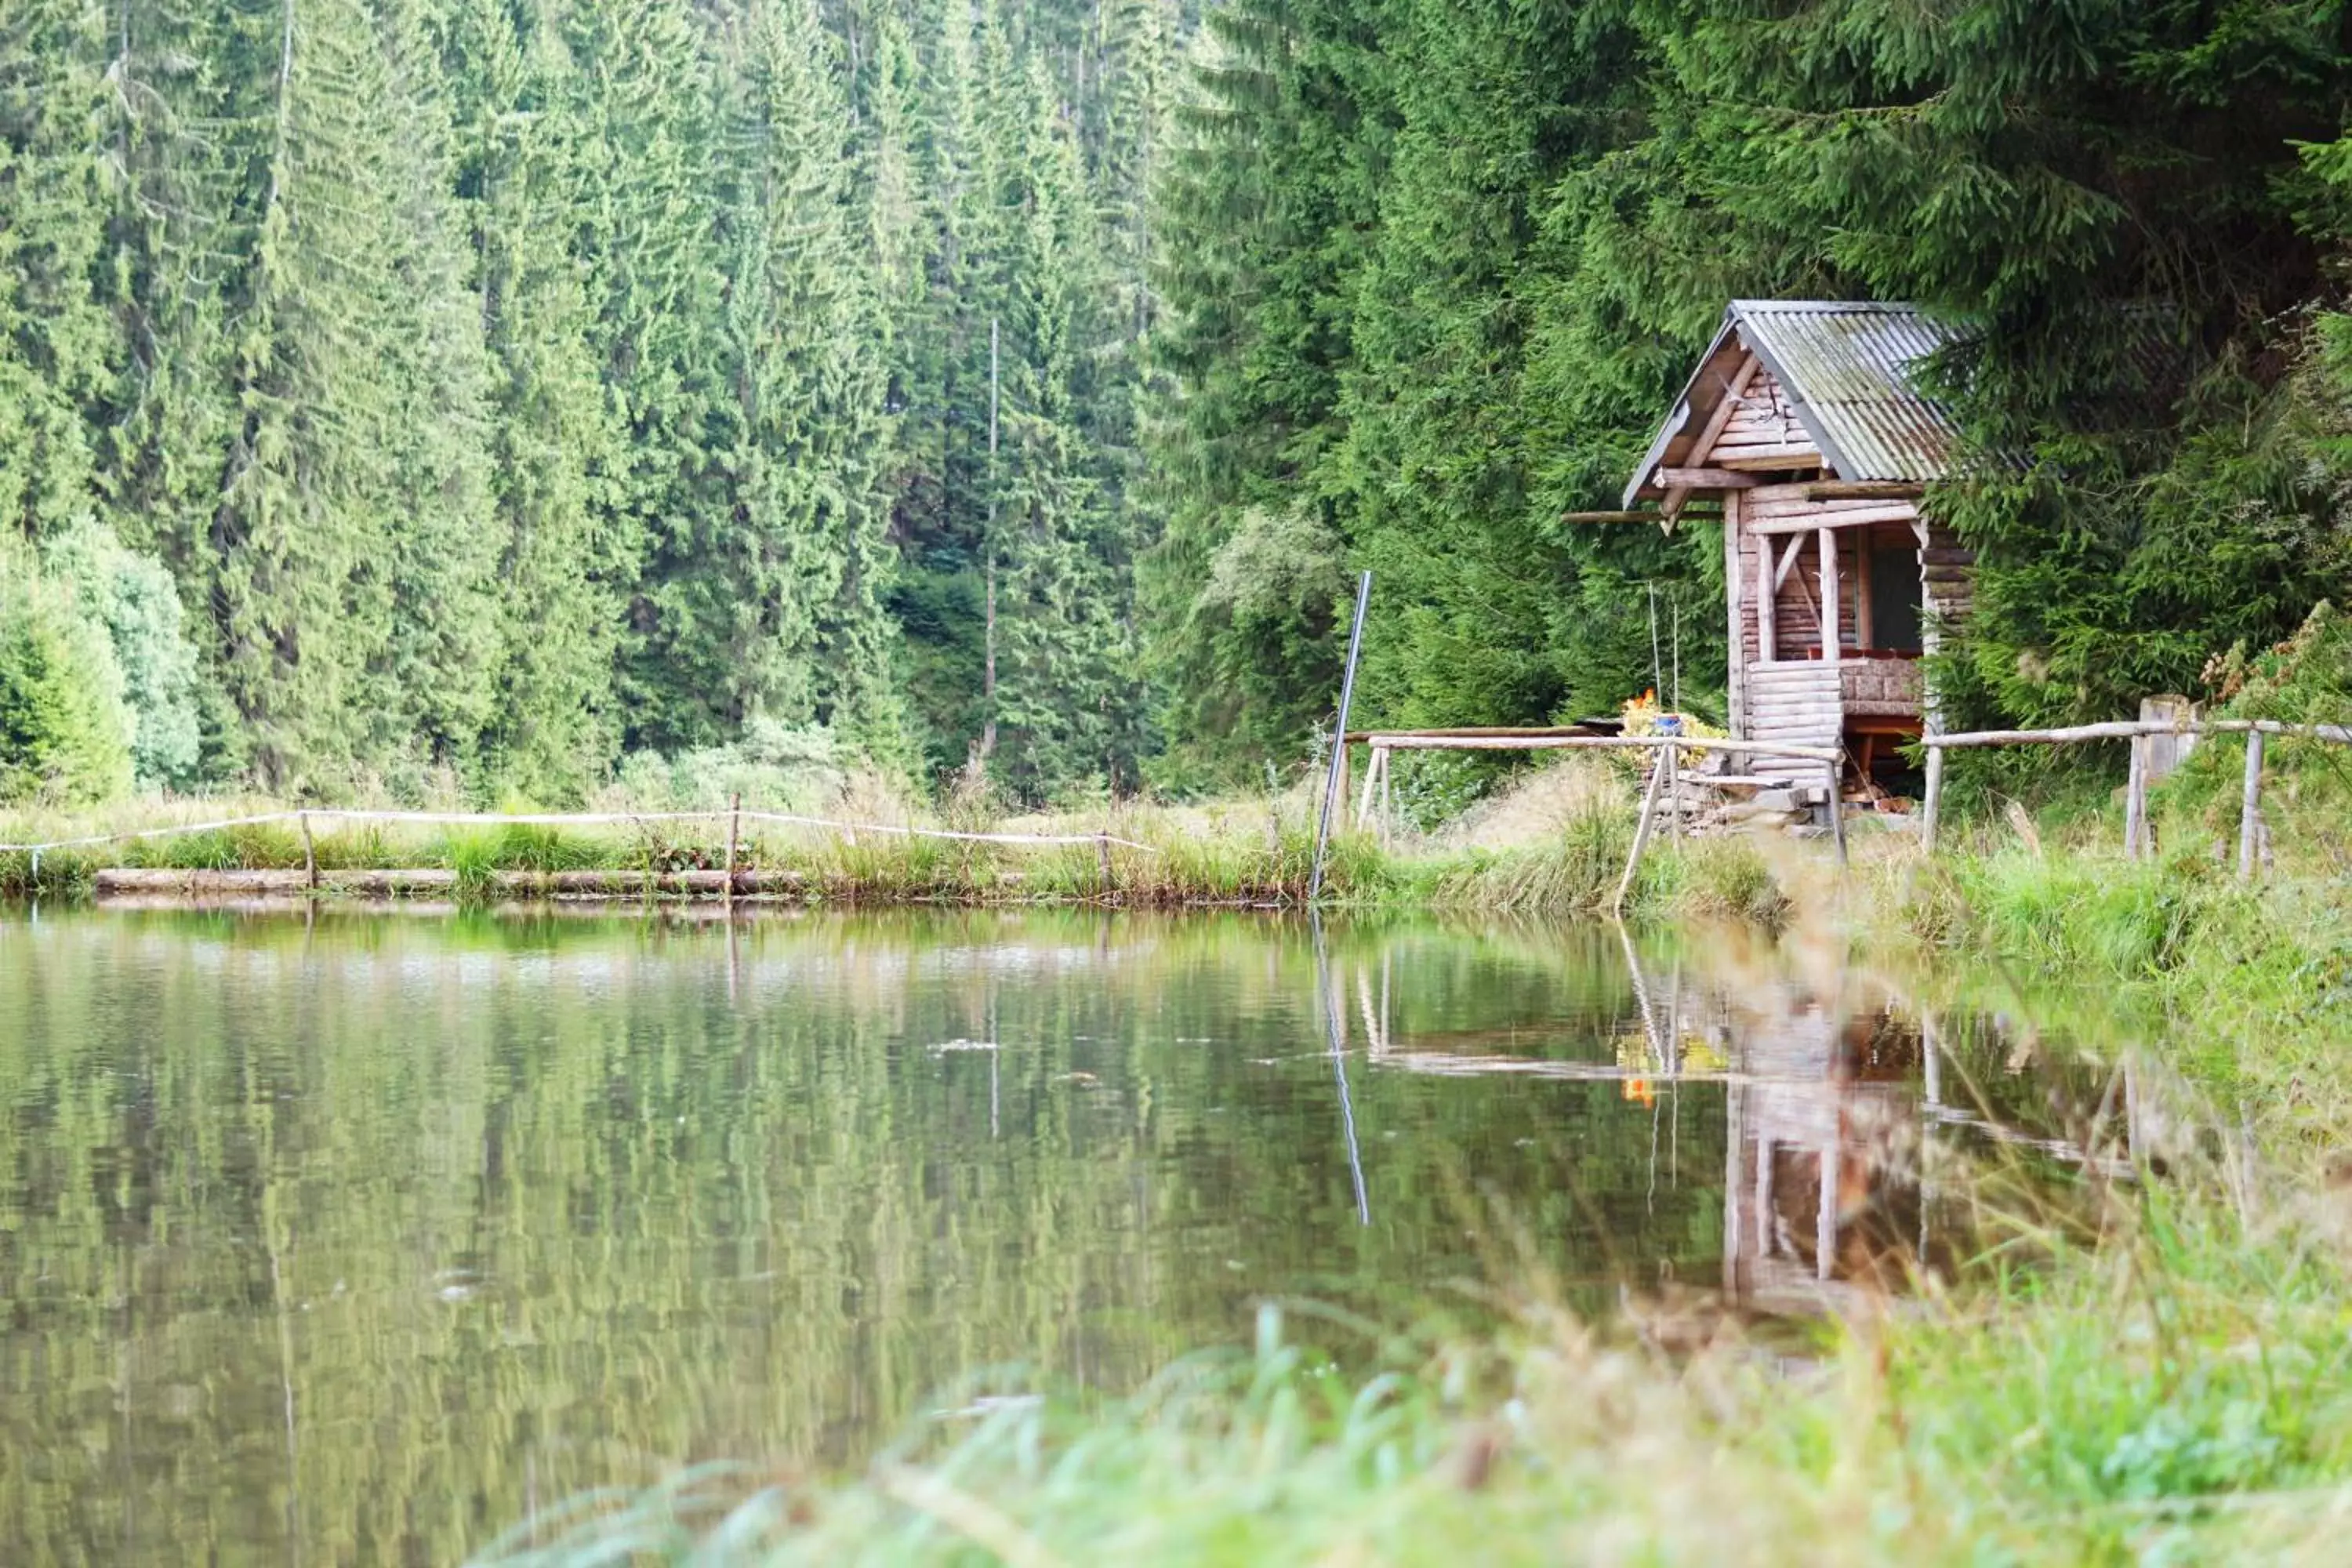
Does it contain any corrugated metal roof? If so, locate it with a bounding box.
[1621,301,1966,510]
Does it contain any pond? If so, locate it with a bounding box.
[0,906,2125,1563]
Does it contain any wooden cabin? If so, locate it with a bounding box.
[1623,302,1973,786]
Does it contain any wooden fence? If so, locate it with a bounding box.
[1920,718,2352,877]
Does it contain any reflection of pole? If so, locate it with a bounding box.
[1617,920,1665,1065]
[1312,912,1370,1226]
[1308,572,1374,906]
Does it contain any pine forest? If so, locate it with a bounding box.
[6,0,2352,809]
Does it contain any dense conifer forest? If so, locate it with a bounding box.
[5,0,2352,807]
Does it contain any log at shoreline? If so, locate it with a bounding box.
[91,867,811,899]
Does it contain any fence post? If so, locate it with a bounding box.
[1921,743,1944,854]
[1664,742,1681,841]
[1824,755,1847,867]
[1095,832,1113,895]
[2238,731,2264,883]
[2124,735,2149,860]
[726,793,741,906]
[300,810,317,891]
[1380,749,1394,851]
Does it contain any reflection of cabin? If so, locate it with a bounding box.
[1622,302,1973,786]
[1719,998,1930,1313]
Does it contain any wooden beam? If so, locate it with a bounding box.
[1655,466,1762,490]
[1341,725,1604,742]
[1715,447,1824,470]
[1748,503,1922,535]
[1772,534,1807,590]
[1561,509,1669,524]
[1803,481,1925,502]
[1682,354,1762,470]
[1754,513,1775,663]
[1363,734,1841,762]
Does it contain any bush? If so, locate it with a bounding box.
[595,718,854,813]
[0,551,135,804]
[45,523,206,789]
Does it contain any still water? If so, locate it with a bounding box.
[0,906,2113,1563]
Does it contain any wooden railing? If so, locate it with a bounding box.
[1920,719,2352,877]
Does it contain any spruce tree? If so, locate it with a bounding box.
[438,0,633,800]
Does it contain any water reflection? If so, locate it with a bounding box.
[0,906,2126,1563]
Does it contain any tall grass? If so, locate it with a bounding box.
[473,1163,2352,1567]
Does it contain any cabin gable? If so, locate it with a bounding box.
[1693,366,1820,473]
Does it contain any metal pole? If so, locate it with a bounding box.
[1312,910,1370,1226]
[1308,571,1373,905]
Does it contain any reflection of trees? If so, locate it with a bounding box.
[0,909,1722,1563]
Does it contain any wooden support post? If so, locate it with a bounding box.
[1096,833,1113,894]
[1754,518,1776,663]
[1664,742,1681,840]
[299,810,317,891]
[1356,743,1381,829]
[1824,757,1847,866]
[1818,528,1840,664]
[726,793,741,904]
[2238,731,2264,883]
[1614,750,1669,916]
[1725,490,1748,736]
[2123,735,2149,861]
[1921,744,1945,853]
[1817,1140,1841,1283]
[1379,749,1394,851]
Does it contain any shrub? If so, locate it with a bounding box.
[45,522,205,789]
[0,550,135,804]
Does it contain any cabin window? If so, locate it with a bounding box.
[1865,533,1924,654]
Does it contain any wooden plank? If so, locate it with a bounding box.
[1656,466,1762,489]
[1753,504,1776,663]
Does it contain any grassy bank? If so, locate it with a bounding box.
[0,784,1797,923]
[455,798,2352,1564]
